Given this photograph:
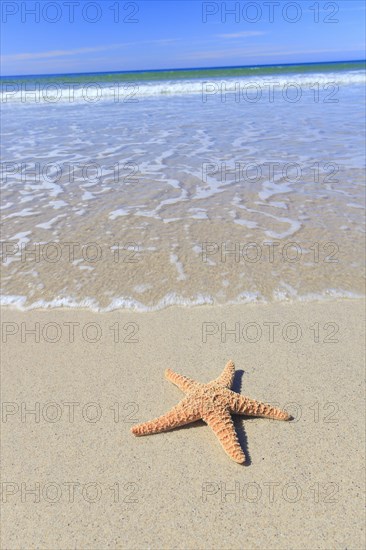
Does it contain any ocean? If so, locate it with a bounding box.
[1,60,365,310]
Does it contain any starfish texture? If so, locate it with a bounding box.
[131,360,291,463]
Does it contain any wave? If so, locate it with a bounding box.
[1,289,363,312]
[1,71,365,104]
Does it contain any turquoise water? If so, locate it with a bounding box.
[2,60,365,83]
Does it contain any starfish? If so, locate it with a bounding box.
[131,360,291,463]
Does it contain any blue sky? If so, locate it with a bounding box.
[1,1,365,75]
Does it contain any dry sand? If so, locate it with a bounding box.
[1,298,365,549]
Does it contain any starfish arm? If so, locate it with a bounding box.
[131,397,200,436]
[165,368,199,393]
[203,408,246,464]
[212,360,235,389]
[229,393,290,420]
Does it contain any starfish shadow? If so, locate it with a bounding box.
[232,368,244,393]
[232,369,252,466]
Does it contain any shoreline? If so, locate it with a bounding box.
[1,293,364,313]
[2,297,365,549]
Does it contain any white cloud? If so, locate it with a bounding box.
[2,46,115,62]
[1,39,179,63]
[183,46,365,61]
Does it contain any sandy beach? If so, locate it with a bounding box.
[2,3,365,548]
[1,298,364,549]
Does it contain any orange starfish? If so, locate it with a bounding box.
[131,360,291,463]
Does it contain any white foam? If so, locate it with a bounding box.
[36,215,65,230]
[163,218,182,223]
[1,287,363,312]
[3,231,32,265]
[9,231,32,245]
[0,295,27,307]
[2,71,365,104]
[133,284,153,294]
[170,253,187,281]
[50,200,68,209]
[269,202,288,209]
[234,219,258,229]
[81,191,95,201]
[237,203,303,239]
[273,282,299,301]
[264,218,302,239]
[19,196,34,204]
[228,291,265,304]
[189,208,209,220]
[258,180,293,201]
[5,208,39,219]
